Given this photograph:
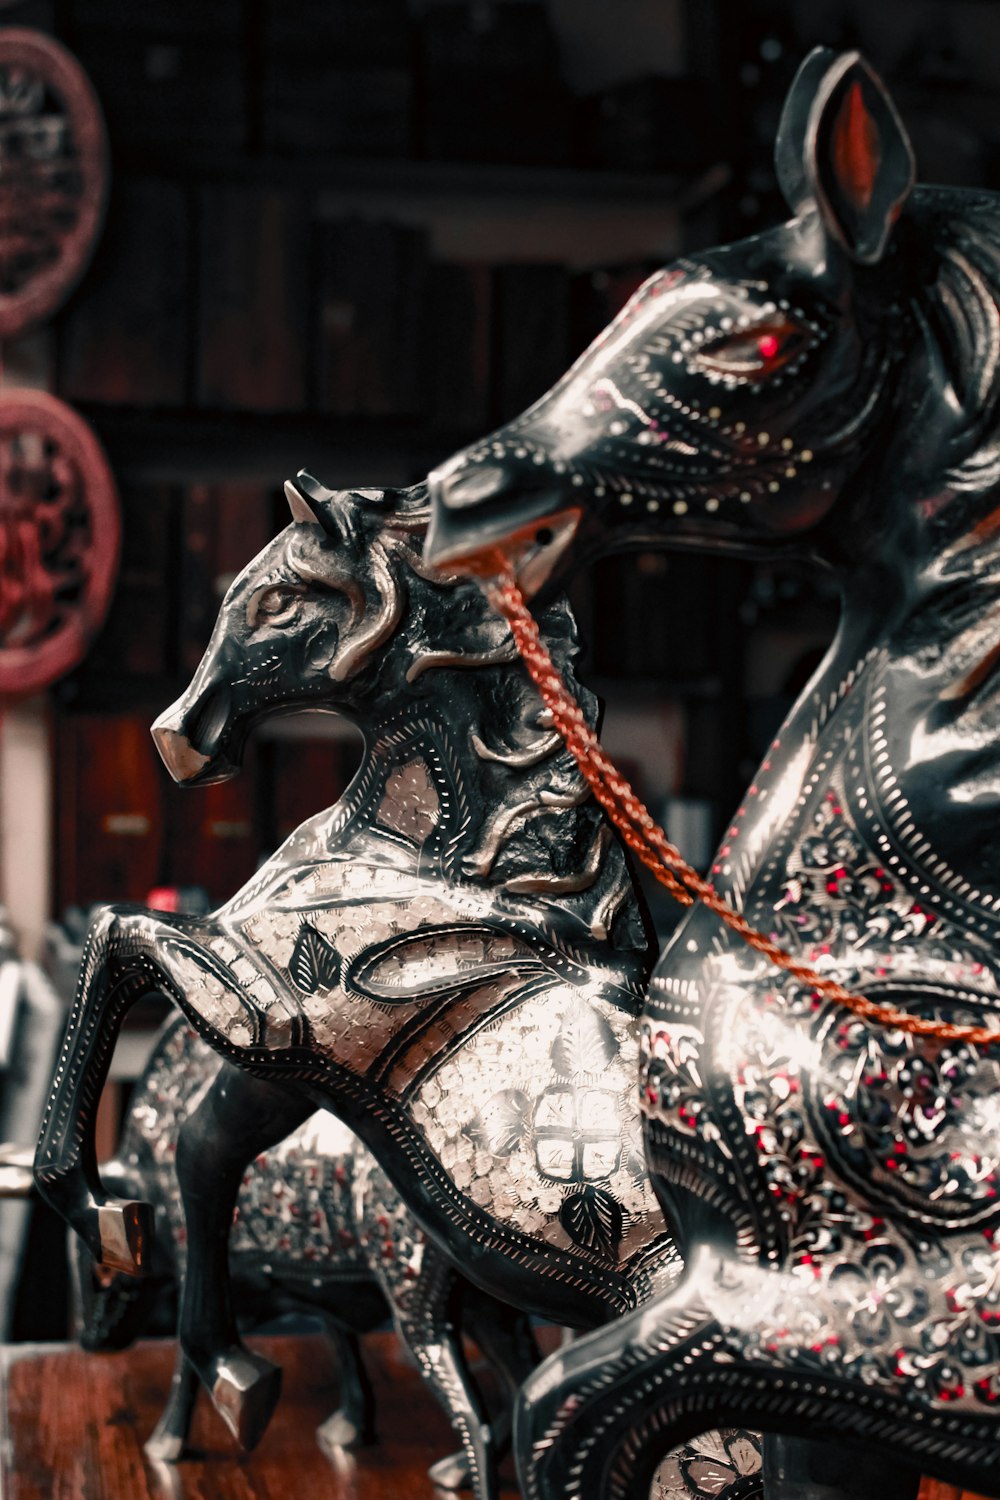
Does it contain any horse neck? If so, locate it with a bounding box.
[250,643,645,959]
[350,658,644,947]
[705,462,1000,910]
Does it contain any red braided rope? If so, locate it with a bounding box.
[485,567,1000,1050]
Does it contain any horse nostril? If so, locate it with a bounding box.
[442,465,506,509]
[185,685,232,753]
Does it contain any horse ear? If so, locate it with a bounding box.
[775,48,915,264]
[285,479,321,525]
[285,471,342,535]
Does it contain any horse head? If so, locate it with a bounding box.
[152,475,581,788]
[425,49,1000,595]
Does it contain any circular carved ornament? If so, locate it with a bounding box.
[0,389,120,695]
[0,28,109,337]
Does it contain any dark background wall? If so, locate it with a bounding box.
[9,0,1000,927]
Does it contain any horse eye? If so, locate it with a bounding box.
[694,322,809,377]
[253,585,304,625]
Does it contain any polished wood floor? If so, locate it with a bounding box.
[0,1332,486,1499]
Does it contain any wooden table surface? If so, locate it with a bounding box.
[919,1485,992,1500]
[0,1332,495,1499]
[0,1331,991,1500]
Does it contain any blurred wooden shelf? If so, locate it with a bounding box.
[115,147,729,212]
[0,1332,476,1499]
[593,674,725,703]
[76,403,475,485]
[111,151,728,266]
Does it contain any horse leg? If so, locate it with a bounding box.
[376,1243,499,1500]
[173,1060,312,1452]
[144,1352,201,1463]
[34,907,158,1273]
[455,1283,540,1474]
[316,1322,377,1452]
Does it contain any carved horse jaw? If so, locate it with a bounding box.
[424,47,921,587]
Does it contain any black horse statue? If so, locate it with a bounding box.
[33,479,761,1498]
[74,1011,539,1491]
[425,47,1000,1500]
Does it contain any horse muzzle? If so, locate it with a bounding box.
[425,463,582,594]
[151,724,212,783]
[151,684,238,785]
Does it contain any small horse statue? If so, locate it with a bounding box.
[32,478,732,1499]
[425,46,1000,1500]
[75,1011,539,1490]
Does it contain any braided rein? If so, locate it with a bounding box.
[484,566,1000,1051]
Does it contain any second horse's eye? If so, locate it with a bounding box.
[693,321,810,378]
[252,584,304,626]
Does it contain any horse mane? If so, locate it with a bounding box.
[905,187,1000,491]
[356,485,643,951]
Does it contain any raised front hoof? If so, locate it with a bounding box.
[427,1448,473,1491]
[209,1349,282,1452]
[97,1200,154,1277]
[316,1408,376,1454]
[143,1422,189,1465]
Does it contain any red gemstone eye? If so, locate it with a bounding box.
[692,320,809,378]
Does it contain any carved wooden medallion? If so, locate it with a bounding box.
[0,389,120,694]
[0,29,109,336]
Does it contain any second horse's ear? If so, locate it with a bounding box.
[775,48,915,264]
[285,471,343,537]
[285,478,322,524]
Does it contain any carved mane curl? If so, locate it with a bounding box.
[363,486,644,952]
[906,188,1000,489]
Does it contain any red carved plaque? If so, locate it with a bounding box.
[0,29,109,336]
[0,389,120,695]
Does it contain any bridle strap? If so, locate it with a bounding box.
[485,566,1000,1050]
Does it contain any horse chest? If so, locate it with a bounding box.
[641,661,1000,1277]
[408,990,665,1271]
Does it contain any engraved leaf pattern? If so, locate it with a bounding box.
[666,1430,762,1500]
[680,1459,743,1497]
[653,1430,762,1500]
[290,924,340,994]
[723,1433,761,1477]
[550,1006,619,1081]
[558,1183,623,1260]
[468,1089,531,1156]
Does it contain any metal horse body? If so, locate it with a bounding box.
[77,1012,538,1487]
[426,48,1000,1500]
[34,479,685,1496]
